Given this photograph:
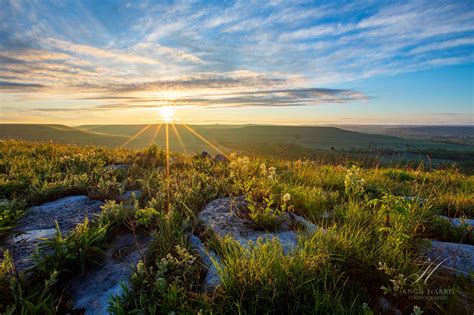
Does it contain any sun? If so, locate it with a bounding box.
[159,106,175,123]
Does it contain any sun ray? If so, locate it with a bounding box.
[171,124,188,155]
[150,124,162,145]
[121,124,152,147]
[165,122,170,212]
[182,124,228,158]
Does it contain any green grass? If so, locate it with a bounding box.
[0,140,472,314]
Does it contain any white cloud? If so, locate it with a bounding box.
[42,38,160,65]
[409,38,474,55]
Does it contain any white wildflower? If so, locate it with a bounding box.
[268,166,276,179]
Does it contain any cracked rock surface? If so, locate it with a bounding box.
[193,196,318,292]
[6,195,103,271]
[198,196,317,254]
[67,232,152,314]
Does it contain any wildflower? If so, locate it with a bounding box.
[268,166,276,179]
[259,163,267,176]
[282,193,291,202]
[344,165,365,196]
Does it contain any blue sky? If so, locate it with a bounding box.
[0,0,473,125]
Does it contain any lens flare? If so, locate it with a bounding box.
[159,106,175,122]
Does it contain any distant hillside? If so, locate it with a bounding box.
[336,125,474,146]
[1,124,472,156]
[77,124,472,152]
[389,126,474,146]
[0,124,127,147]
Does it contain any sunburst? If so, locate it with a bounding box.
[120,106,228,212]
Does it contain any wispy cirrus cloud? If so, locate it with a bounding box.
[31,87,369,112]
[42,38,160,65]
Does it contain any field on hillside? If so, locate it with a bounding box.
[2,124,474,171]
[338,125,474,146]
[0,140,473,314]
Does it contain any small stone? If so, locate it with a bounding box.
[105,164,129,171]
[200,151,210,158]
[403,196,425,204]
[213,154,228,162]
[116,190,142,202]
[376,296,402,315]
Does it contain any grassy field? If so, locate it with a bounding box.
[0,140,472,313]
[2,124,474,172]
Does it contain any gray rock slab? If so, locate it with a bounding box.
[436,215,474,231]
[426,240,474,277]
[198,197,317,254]
[195,197,319,292]
[105,164,129,171]
[116,190,142,202]
[67,233,152,314]
[189,234,222,292]
[6,195,103,271]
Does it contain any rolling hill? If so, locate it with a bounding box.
[0,124,127,147]
[1,124,472,156]
[77,124,472,152]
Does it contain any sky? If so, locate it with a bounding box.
[0,0,473,125]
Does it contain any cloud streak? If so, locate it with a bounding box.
[31,88,370,112]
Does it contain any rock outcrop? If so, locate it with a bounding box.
[193,196,318,292]
[198,197,317,254]
[7,195,103,270]
[426,240,474,277]
[436,215,474,231]
[67,233,152,314]
[189,234,222,292]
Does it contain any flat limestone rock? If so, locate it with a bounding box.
[7,195,103,271]
[426,240,474,277]
[198,196,317,254]
[105,164,129,171]
[436,215,474,231]
[116,190,142,202]
[189,234,222,292]
[196,197,318,292]
[67,233,152,314]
